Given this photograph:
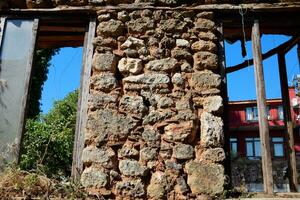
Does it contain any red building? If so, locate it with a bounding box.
[228,86,300,192]
[228,86,300,160]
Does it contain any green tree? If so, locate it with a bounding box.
[27,49,59,119]
[20,90,78,178]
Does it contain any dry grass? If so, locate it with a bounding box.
[0,167,89,200]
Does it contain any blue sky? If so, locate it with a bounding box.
[226,35,299,101]
[40,35,299,113]
[40,47,82,113]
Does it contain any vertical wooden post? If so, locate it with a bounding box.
[251,20,274,194]
[72,17,96,180]
[278,53,298,192]
[217,21,232,187]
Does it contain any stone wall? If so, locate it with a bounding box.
[81,9,226,199]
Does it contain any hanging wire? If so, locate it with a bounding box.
[239,6,251,70]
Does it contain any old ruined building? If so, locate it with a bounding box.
[0,0,300,198]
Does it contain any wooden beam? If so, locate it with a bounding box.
[38,35,84,42]
[226,36,300,73]
[278,53,298,192]
[39,26,86,32]
[251,20,273,194]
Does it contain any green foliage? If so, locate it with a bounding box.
[27,49,59,119]
[20,90,78,178]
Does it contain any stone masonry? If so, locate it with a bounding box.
[81,10,225,199]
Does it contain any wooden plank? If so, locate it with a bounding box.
[37,40,83,49]
[16,18,39,163]
[5,2,300,13]
[278,53,298,192]
[39,26,86,32]
[38,35,84,42]
[71,16,96,180]
[251,20,273,194]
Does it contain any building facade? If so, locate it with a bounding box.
[228,87,300,192]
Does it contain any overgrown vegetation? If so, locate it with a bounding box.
[27,49,59,118]
[0,167,88,199]
[20,90,78,178]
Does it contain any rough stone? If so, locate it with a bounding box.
[126,17,155,33]
[194,18,216,31]
[203,96,223,113]
[26,0,52,8]
[180,62,193,72]
[176,39,190,48]
[157,97,174,109]
[185,161,225,195]
[190,71,221,90]
[97,19,124,37]
[147,171,168,199]
[92,52,118,72]
[140,147,158,161]
[117,11,129,22]
[123,73,170,85]
[90,73,117,92]
[88,92,118,110]
[198,31,218,42]
[143,109,174,125]
[118,58,143,75]
[191,40,217,53]
[85,109,137,145]
[124,49,139,58]
[145,58,179,72]
[172,73,184,86]
[119,159,148,176]
[93,36,118,49]
[172,143,194,159]
[171,48,193,62]
[201,112,224,147]
[164,121,194,142]
[175,176,189,194]
[165,159,182,170]
[196,12,214,20]
[160,19,187,32]
[160,36,176,49]
[121,36,145,50]
[116,179,145,198]
[82,146,116,168]
[119,95,147,118]
[142,127,161,144]
[118,145,139,158]
[81,167,108,188]
[193,51,218,70]
[97,13,111,22]
[200,148,225,163]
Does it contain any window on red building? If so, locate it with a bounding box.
[230,138,238,156]
[246,137,261,159]
[246,107,259,121]
[272,137,284,157]
[246,106,270,121]
[277,106,284,120]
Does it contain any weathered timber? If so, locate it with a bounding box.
[226,36,300,73]
[72,17,96,181]
[251,20,273,194]
[16,19,39,163]
[5,2,300,12]
[278,53,298,192]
